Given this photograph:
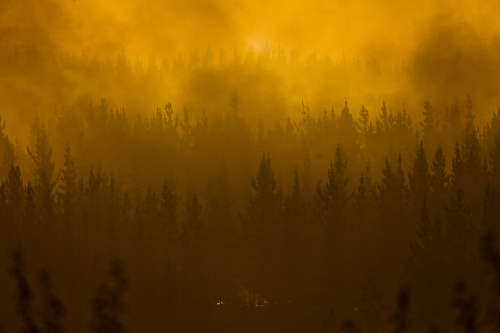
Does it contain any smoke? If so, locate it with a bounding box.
[1,0,500,136]
[409,12,500,120]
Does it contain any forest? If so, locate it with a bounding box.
[2,0,500,332]
[0,62,500,331]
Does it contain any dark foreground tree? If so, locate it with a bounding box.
[9,248,39,333]
[38,269,66,333]
[89,261,128,333]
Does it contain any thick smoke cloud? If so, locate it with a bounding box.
[1,0,500,138]
[2,0,498,61]
[410,15,500,119]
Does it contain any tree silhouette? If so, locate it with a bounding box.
[57,143,77,226]
[89,261,128,333]
[391,288,410,333]
[408,141,430,213]
[245,152,282,303]
[9,248,39,333]
[315,146,349,235]
[38,269,66,333]
[27,123,55,224]
[430,144,448,216]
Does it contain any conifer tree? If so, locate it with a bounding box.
[451,142,465,192]
[408,141,430,212]
[0,116,16,179]
[27,124,55,224]
[57,143,77,225]
[89,261,128,333]
[315,146,349,234]
[38,269,66,333]
[462,98,484,216]
[205,166,237,303]
[180,191,208,305]
[182,191,204,254]
[283,168,305,298]
[490,133,500,191]
[430,145,448,215]
[421,100,437,145]
[445,189,473,278]
[24,182,37,226]
[161,179,178,236]
[9,249,39,333]
[482,183,498,229]
[338,100,359,157]
[246,153,282,302]
[5,163,25,228]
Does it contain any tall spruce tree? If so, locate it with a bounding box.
[57,143,77,226]
[408,141,430,212]
[89,261,128,333]
[315,146,349,235]
[27,124,55,224]
[246,153,282,303]
[431,145,449,216]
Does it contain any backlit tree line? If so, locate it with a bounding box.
[0,95,499,332]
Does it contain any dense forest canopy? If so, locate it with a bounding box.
[1,0,500,332]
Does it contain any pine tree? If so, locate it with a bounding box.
[421,100,437,145]
[159,177,179,302]
[57,143,77,225]
[24,182,37,226]
[391,288,411,333]
[357,105,373,151]
[182,191,204,254]
[283,168,306,299]
[38,269,66,333]
[250,153,280,222]
[482,183,498,229]
[462,98,483,216]
[414,199,431,255]
[358,105,369,132]
[380,100,389,131]
[27,124,55,224]
[89,261,128,333]
[180,191,208,306]
[0,115,16,180]
[430,145,449,215]
[315,146,349,234]
[490,133,500,191]
[302,150,314,199]
[0,182,6,222]
[482,226,500,331]
[379,154,407,212]
[378,155,410,282]
[338,100,359,158]
[451,142,465,192]
[160,179,178,236]
[5,163,25,228]
[246,153,282,302]
[353,166,376,232]
[453,282,478,333]
[205,165,238,304]
[9,248,39,333]
[408,141,430,212]
[445,189,472,277]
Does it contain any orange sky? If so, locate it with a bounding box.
[2,0,500,65]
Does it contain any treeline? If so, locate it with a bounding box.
[0,95,500,332]
[0,40,402,134]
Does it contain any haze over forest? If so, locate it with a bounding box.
[1,0,500,332]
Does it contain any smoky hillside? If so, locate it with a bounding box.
[0,89,500,332]
[2,1,500,332]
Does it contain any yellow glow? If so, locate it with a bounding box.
[1,0,500,137]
